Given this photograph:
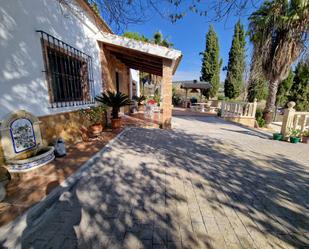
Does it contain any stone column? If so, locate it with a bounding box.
[161,59,173,129]
[252,98,258,118]
[281,101,296,138]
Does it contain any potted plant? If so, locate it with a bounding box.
[302,129,309,144]
[289,128,302,144]
[95,91,131,129]
[79,105,106,137]
[132,95,146,111]
[273,132,283,141]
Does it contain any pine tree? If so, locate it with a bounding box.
[224,21,246,99]
[200,25,222,98]
[288,59,309,111]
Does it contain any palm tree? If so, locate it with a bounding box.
[248,0,309,124]
[95,91,130,119]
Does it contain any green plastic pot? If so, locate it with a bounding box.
[273,133,283,141]
[290,137,301,144]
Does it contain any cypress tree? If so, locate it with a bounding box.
[200,25,222,98]
[224,21,246,99]
[288,59,309,111]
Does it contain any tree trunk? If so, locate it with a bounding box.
[263,79,279,125]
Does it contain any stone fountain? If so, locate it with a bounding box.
[0,110,55,173]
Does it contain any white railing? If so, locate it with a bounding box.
[221,99,257,118]
[281,102,309,137]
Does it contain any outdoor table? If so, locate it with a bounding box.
[195,103,210,112]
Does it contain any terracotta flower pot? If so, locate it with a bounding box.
[111,118,122,129]
[138,105,144,112]
[302,136,309,144]
[88,123,103,137]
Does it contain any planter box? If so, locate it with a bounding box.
[290,137,301,144]
[302,137,309,144]
[273,133,283,141]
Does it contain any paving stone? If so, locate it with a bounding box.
[1,117,308,249]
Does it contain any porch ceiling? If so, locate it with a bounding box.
[96,32,182,76]
[104,43,164,76]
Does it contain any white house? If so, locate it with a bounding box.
[0,0,182,160]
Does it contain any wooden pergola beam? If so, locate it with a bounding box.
[120,59,162,75]
[111,53,162,70]
[104,44,163,64]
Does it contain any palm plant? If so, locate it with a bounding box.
[132,95,146,106]
[95,91,131,119]
[248,0,309,124]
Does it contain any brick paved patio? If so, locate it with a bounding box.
[0,116,308,249]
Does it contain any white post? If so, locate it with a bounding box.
[281,101,296,138]
[221,102,225,117]
[252,98,257,118]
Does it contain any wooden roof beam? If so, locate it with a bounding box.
[105,45,163,64]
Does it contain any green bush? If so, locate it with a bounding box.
[255,108,266,127]
[190,97,197,104]
[217,95,226,101]
[217,109,222,117]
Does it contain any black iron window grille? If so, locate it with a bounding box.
[37,30,95,108]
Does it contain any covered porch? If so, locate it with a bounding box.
[96,32,182,128]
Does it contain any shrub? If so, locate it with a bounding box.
[190,97,197,104]
[79,105,107,125]
[255,108,266,127]
[132,95,146,106]
[217,109,222,117]
[95,91,130,119]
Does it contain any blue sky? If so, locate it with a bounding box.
[125,10,255,82]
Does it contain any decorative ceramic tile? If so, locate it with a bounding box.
[10,118,36,153]
[9,153,55,172]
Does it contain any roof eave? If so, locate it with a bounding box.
[96,32,183,74]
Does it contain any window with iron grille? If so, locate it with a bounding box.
[37,30,95,108]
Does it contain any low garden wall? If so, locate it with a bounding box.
[0,108,106,167]
[39,110,87,145]
[281,102,309,138]
[221,99,257,128]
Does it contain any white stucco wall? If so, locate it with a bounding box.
[129,69,140,97]
[0,0,105,119]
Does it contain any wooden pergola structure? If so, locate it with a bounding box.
[96,32,182,128]
[176,80,212,106]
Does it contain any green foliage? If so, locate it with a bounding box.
[255,108,266,127]
[153,31,174,48]
[122,31,173,48]
[90,2,100,16]
[123,32,149,42]
[200,25,222,98]
[217,109,222,117]
[224,21,246,99]
[217,95,228,101]
[79,105,107,124]
[172,87,181,106]
[288,128,302,138]
[190,97,197,104]
[247,78,268,102]
[302,129,309,137]
[132,95,146,105]
[248,0,309,122]
[288,59,309,111]
[95,91,131,119]
[276,69,294,107]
